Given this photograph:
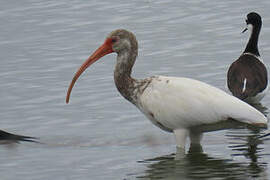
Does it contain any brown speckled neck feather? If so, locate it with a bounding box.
[111,29,151,105]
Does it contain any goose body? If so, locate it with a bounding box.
[228,12,268,103]
[66,29,268,151]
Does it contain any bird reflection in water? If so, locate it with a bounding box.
[137,136,268,180]
[134,104,269,180]
[136,148,267,180]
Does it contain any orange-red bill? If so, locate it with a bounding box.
[66,39,113,103]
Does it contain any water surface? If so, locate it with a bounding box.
[1,0,270,179]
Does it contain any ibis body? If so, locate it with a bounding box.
[66,29,267,151]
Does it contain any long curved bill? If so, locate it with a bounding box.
[66,39,113,104]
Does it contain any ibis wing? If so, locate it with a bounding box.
[139,76,267,130]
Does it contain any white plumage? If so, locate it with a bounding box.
[138,76,267,149]
[139,76,267,129]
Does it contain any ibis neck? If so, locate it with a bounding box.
[114,51,138,104]
[244,24,261,56]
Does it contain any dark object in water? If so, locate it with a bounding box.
[0,129,37,143]
[257,132,270,139]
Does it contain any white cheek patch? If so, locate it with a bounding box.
[247,24,253,32]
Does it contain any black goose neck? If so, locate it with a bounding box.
[244,24,261,56]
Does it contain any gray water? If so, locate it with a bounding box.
[1,0,270,179]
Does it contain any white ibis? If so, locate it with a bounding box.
[227,12,268,103]
[66,29,267,151]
